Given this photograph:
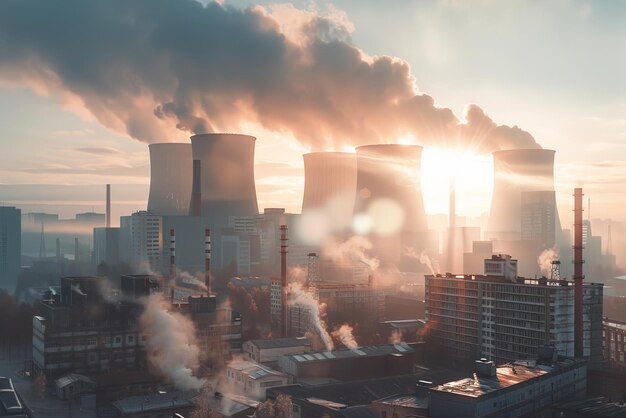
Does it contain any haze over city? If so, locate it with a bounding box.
[0,1,625,417]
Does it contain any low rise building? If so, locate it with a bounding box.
[604,319,626,370]
[0,377,31,417]
[243,337,310,368]
[225,361,288,400]
[112,390,195,418]
[429,356,586,418]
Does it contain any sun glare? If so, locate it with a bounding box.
[421,147,493,217]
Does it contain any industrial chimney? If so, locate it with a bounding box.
[147,143,193,216]
[106,184,111,228]
[280,224,288,338]
[354,144,428,267]
[573,188,584,358]
[170,228,176,303]
[188,133,259,219]
[302,152,357,228]
[487,149,560,240]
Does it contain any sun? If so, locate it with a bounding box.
[420,147,493,218]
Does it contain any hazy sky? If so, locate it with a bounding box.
[0,0,624,224]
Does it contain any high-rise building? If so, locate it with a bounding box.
[92,227,121,270]
[425,255,603,367]
[120,211,163,273]
[521,191,557,247]
[0,206,21,293]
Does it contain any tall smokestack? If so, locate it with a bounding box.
[280,224,288,338]
[205,229,211,294]
[191,160,202,216]
[573,188,585,358]
[449,177,456,229]
[55,238,61,264]
[302,152,357,228]
[148,143,193,216]
[74,237,79,264]
[106,184,111,228]
[488,149,560,239]
[170,228,176,303]
[354,144,428,267]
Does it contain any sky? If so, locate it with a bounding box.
[0,0,624,226]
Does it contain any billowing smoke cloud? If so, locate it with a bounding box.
[178,270,208,292]
[0,0,540,152]
[332,324,358,350]
[288,282,334,351]
[71,283,86,296]
[537,246,560,278]
[322,236,380,271]
[139,293,206,390]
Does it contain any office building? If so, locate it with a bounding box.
[0,206,21,293]
[243,337,310,368]
[521,191,557,247]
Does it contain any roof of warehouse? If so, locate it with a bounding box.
[283,343,414,363]
[248,337,309,349]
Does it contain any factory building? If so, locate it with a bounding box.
[225,360,288,400]
[425,255,603,366]
[32,275,241,379]
[278,343,418,383]
[429,355,587,418]
[243,337,310,369]
[0,206,21,293]
[604,319,626,370]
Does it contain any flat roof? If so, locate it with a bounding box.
[113,391,195,413]
[0,377,26,416]
[430,358,582,399]
[426,273,604,287]
[283,343,414,364]
[248,337,309,349]
[374,393,429,409]
[605,320,626,331]
[227,361,285,380]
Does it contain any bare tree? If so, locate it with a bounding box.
[254,394,292,418]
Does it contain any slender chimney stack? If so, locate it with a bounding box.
[106,184,111,228]
[74,237,79,264]
[191,160,202,216]
[449,177,456,229]
[205,229,211,294]
[573,188,585,358]
[170,228,176,303]
[55,238,61,264]
[280,224,288,338]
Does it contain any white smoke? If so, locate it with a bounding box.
[139,293,206,390]
[288,282,334,351]
[332,324,358,350]
[389,329,403,344]
[48,286,57,295]
[404,247,438,275]
[537,246,560,278]
[178,270,208,291]
[322,236,380,271]
[71,283,86,296]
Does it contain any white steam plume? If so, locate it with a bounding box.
[404,247,438,275]
[71,283,86,296]
[288,281,334,351]
[537,246,560,278]
[139,293,206,390]
[322,236,380,271]
[178,270,208,291]
[332,324,358,350]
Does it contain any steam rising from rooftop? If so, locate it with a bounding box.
[0,0,540,152]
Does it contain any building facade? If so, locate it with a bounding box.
[0,206,21,293]
[425,255,603,366]
[604,319,626,370]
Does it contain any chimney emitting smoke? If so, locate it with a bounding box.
[205,228,211,294]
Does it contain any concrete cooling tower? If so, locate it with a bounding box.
[302,152,357,228]
[354,144,428,267]
[189,133,259,220]
[147,143,193,216]
[487,149,561,240]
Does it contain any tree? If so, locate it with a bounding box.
[254,395,292,418]
[189,385,221,418]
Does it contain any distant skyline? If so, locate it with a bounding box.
[0,0,625,222]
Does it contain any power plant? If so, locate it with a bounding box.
[354,144,428,267]
[188,133,259,220]
[487,149,561,240]
[147,143,193,216]
[301,152,357,228]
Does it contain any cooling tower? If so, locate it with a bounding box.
[189,133,259,220]
[354,144,428,267]
[147,143,193,216]
[488,149,559,239]
[302,152,357,227]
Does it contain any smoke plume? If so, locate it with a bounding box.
[288,282,334,351]
[139,293,206,390]
[332,324,358,350]
[404,247,438,275]
[537,246,560,278]
[0,0,540,152]
[71,284,86,296]
[322,236,380,271]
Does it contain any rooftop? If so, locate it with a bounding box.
[374,393,429,410]
[55,373,95,389]
[0,377,27,417]
[112,391,195,414]
[431,358,583,398]
[553,397,626,417]
[248,337,309,349]
[426,273,603,287]
[283,343,414,364]
[605,319,626,331]
[227,361,285,380]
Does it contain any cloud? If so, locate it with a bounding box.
[75,147,120,155]
[0,0,540,152]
